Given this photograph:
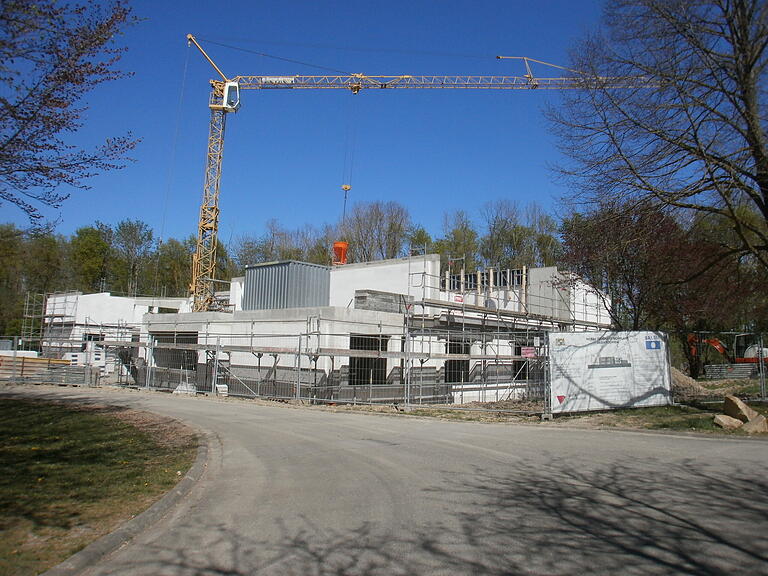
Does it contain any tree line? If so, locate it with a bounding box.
[0,200,563,336]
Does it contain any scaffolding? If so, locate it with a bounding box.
[21,292,79,353]
[14,257,611,412]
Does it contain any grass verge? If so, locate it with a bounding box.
[323,398,768,434]
[0,399,197,576]
[551,402,768,434]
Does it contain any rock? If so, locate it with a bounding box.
[713,414,744,430]
[723,395,760,423]
[742,414,768,434]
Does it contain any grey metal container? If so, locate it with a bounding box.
[243,261,330,311]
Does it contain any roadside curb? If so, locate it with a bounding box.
[42,427,212,576]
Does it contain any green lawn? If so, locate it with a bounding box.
[0,399,197,576]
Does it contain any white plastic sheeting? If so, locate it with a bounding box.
[549,331,671,413]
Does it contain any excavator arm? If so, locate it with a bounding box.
[687,334,735,363]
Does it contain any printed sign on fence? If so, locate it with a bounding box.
[549,331,671,413]
[521,346,536,359]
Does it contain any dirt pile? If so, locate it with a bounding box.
[670,367,708,400]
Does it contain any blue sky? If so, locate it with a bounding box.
[2,0,605,243]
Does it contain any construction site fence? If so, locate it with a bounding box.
[134,338,549,411]
[0,354,100,387]
[9,330,768,411]
[687,331,768,400]
[1,332,550,413]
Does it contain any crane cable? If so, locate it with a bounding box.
[152,43,191,297]
[340,93,358,225]
[197,38,352,75]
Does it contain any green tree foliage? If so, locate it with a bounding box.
[70,226,111,292]
[0,226,68,335]
[432,211,480,272]
[232,220,306,272]
[154,238,192,298]
[0,200,567,336]
[408,227,433,254]
[231,221,336,272]
[301,225,335,266]
[215,239,238,282]
[23,233,67,294]
[0,1,138,226]
[0,225,24,335]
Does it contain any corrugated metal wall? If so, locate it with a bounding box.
[243,261,330,310]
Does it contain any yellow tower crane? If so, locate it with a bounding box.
[186,35,634,312]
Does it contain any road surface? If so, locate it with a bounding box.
[7,386,768,576]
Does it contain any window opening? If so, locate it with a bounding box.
[349,334,388,386]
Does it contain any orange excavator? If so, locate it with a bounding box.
[687,333,767,365]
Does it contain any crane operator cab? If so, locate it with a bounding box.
[210,81,240,112]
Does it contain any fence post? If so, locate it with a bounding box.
[11,336,18,384]
[212,337,220,396]
[145,337,153,389]
[543,333,553,420]
[296,335,302,401]
[759,334,766,401]
[404,330,411,406]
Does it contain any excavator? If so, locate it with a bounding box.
[687,333,768,365]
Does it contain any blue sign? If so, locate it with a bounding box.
[646,340,662,350]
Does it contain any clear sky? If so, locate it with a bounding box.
[2,0,605,243]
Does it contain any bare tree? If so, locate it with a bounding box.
[113,219,153,295]
[341,201,412,262]
[0,1,138,227]
[479,201,561,269]
[551,0,768,270]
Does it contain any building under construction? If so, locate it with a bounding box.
[31,253,610,405]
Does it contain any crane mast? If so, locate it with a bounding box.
[190,97,227,312]
[187,36,633,312]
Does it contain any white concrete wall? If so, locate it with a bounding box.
[145,306,406,373]
[76,293,148,325]
[569,279,611,326]
[230,277,245,311]
[45,292,186,327]
[329,254,441,308]
[0,350,38,358]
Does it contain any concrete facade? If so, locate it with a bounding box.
[37,255,612,403]
[137,255,610,402]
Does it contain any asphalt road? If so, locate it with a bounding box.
[8,386,768,576]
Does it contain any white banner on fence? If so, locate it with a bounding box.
[549,331,671,413]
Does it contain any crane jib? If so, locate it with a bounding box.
[235,76,639,91]
[189,34,644,311]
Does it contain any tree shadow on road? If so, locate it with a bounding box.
[93,454,768,575]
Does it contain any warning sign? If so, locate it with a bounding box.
[549,331,671,413]
[521,346,536,359]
